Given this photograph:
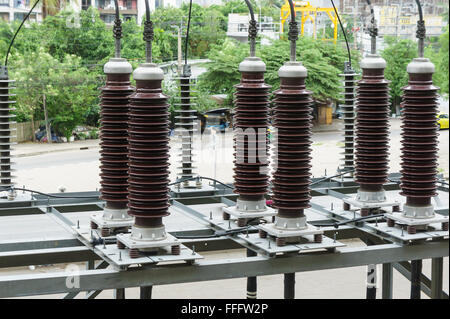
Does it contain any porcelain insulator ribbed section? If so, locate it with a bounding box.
[174,76,197,182]
[400,72,439,207]
[339,70,359,174]
[233,71,270,200]
[128,78,170,228]
[272,76,313,218]
[355,68,390,192]
[99,73,134,210]
[0,77,16,188]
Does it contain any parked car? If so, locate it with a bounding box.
[437,112,449,130]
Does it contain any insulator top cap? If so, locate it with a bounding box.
[360,54,386,69]
[407,58,435,74]
[239,57,266,72]
[278,61,307,78]
[133,63,164,80]
[104,58,132,74]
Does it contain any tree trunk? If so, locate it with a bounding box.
[31,114,36,142]
[43,93,52,144]
[42,3,47,20]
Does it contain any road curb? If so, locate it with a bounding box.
[15,145,100,158]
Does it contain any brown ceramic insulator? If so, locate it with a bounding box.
[101,227,110,237]
[314,234,323,243]
[392,205,400,212]
[259,229,267,238]
[117,240,125,250]
[171,245,181,256]
[343,202,351,211]
[128,77,170,228]
[407,225,417,235]
[387,218,395,227]
[237,218,246,227]
[400,72,439,208]
[233,71,271,199]
[222,212,230,221]
[174,76,197,180]
[360,208,370,217]
[99,73,134,210]
[90,221,98,230]
[276,237,286,247]
[442,222,449,232]
[355,68,390,193]
[129,248,140,259]
[0,75,16,188]
[272,76,313,219]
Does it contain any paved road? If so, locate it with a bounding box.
[13,126,449,193]
[3,126,449,299]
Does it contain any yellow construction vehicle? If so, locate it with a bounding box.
[280,1,339,43]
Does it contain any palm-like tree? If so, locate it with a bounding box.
[31,0,71,20]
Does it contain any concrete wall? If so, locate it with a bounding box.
[11,121,40,143]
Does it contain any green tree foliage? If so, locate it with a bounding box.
[426,25,449,95]
[152,3,226,60]
[198,36,359,104]
[10,48,98,140]
[381,37,418,112]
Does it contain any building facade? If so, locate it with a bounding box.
[0,0,42,23]
[1,0,224,25]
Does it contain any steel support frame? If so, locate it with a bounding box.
[0,184,447,299]
[0,240,447,298]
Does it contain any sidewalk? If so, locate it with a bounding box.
[12,139,100,158]
[312,117,402,133]
[10,118,404,158]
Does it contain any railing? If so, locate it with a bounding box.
[96,0,136,11]
[14,0,30,9]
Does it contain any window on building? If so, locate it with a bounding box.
[155,0,164,8]
[14,0,30,9]
[0,13,9,22]
[97,0,115,10]
[122,0,136,10]
[100,14,115,24]
[14,12,36,22]
[82,0,91,10]
[0,0,9,7]
[123,14,136,22]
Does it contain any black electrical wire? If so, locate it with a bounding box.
[287,0,298,61]
[244,0,255,22]
[415,0,424,22]
[169,176,234,189]
[366,0,375,20]
[143,0,153,63]
[175,226,259,239]
[388,178,401,185]
[311,213,385,228]
[287,0,296,21]
[414,0,426,57]
[310,169,355,186]
[4,0,41,66]
[0,186,99,199]
[113,0,122,58]
[184,0,193,65]
[330,0,352,66]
